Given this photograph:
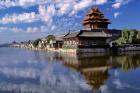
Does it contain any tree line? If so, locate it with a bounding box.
[113,29,140,45]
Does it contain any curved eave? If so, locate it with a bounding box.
[82,21,111,25]
[86,12,103,16]
[83,18,109,21]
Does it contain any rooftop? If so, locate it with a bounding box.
[63,29,113,38]
[82,7,111,30]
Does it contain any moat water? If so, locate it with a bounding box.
[0,47,140,93]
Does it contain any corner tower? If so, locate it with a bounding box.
[82,7,110,30]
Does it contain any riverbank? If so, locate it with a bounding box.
[10,44,47,51]
[10,43,140,54]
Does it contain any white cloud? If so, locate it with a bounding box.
[0,0,108,34]
[11,27,22,32]
[39,4,56,22]
[18,0,37,6]
[114,12,120,18]
[0,0,108,24]
[57,3,72,15]
[112,0,132,9]
[71,0,108,15]
[0,12,39,24]
[75,0,93,10]
[0,27,25,33]
[0,24,56,33]
[51,25,56,31]
[26,27,38,33]
[26,24,56,33]
[0,4,56,24]
[0,0,48,8]
[95,0,108,5]
[112,2,121,9]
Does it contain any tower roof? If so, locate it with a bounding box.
[82,7,111,29]
[86,7,103,16]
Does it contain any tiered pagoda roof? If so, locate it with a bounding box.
[82,7,110,30]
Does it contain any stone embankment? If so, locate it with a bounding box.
[10,44,140,54]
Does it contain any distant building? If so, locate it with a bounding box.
[48,36,63,49]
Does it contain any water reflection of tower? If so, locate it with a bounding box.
[82,67,108,90]
[59,53,110,90]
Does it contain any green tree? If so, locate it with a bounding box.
[46,35,55,43]
[113,29,140,45]
[33,39,41,47]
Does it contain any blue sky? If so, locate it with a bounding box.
[0,0,139,44]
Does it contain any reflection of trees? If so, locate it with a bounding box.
[115,55,140,71]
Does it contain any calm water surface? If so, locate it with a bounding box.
[0,47,140,93]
